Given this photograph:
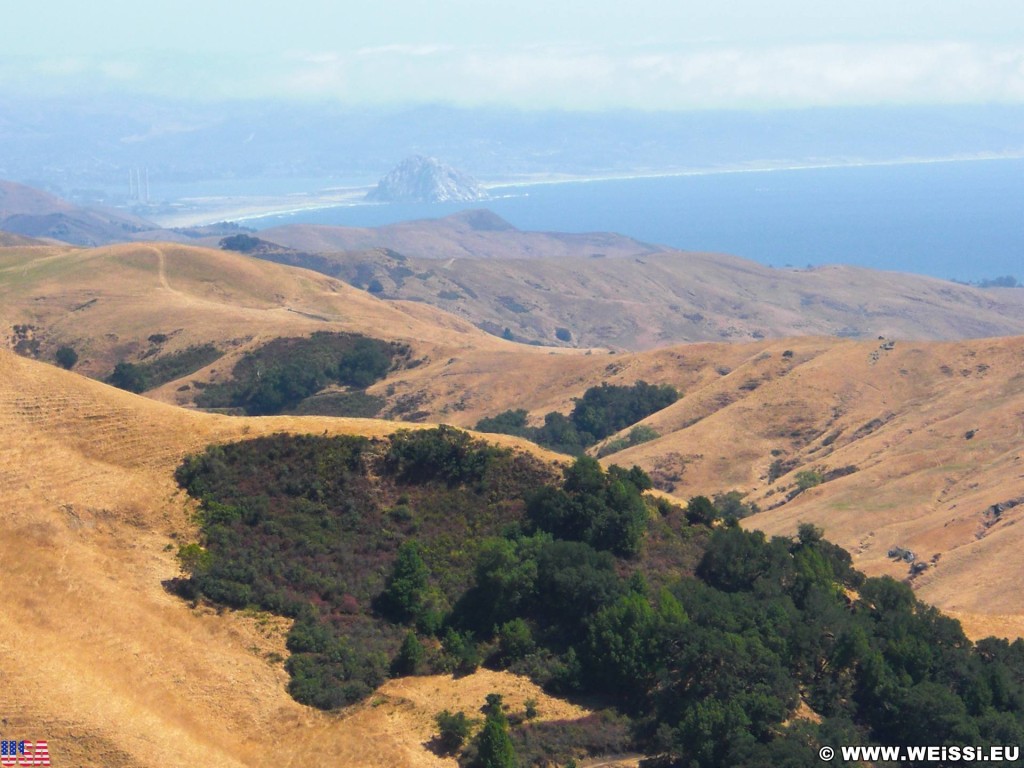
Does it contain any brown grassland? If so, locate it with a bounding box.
[253,214,1024,349]
[3,238,1024,764]
[0,348,576,767]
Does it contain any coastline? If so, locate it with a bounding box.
[482,151,1024,190]
[148,152,1024,229]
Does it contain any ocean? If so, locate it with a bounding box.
[252,158,1024,283]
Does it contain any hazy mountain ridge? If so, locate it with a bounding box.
[257,214,1024,349]
[258,209,663,260]
[0,179,160,246]
[4,178,1023,352]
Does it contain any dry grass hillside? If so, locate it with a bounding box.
[390,335,1024,634]
[0,180,157,246]
[0,349,579,768]
[254,218,1024,349]
[259,209,666,261]
[4,256,1024,765]
[0,240,586,404]
[0,230,47,246]
[4,239,1024,636]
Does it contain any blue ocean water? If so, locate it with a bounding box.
[253,159,1024,283]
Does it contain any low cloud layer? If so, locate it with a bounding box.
[6,41,1024,109]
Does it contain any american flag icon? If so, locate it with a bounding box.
[0,741,50,766]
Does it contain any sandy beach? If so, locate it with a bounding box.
[146,151,1024,229]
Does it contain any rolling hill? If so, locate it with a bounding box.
[0,179,161,246]
[253,212,1024,349]
[257,209,665,261]
[392,334,1024,634]
[5,228,1024,763]
[4,234,1022,633]
[6,177,1024,350]
[0,239,569,409]
[0,347,584,768]
[3,238,1024,632]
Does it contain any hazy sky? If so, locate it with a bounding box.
[5,0,1024,109]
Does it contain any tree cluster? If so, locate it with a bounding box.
[173,428,1024,767]
[106,343,223,394]
[475,381,679,454]
[194,332,405,415]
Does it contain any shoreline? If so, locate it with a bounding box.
[481,151,1024,189]
[148,152,1024,229]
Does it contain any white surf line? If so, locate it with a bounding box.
[480,152,1024,191]
[159,151,1024,227]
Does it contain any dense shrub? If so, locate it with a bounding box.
[526,456,650,556]
[107,361,149,393]
[511,711,632,767]
[436,709,472,754]
[219,233,264,252]
[475,381,678,454]
[468,698,517,768]
[55,345,78,370]
[106,343,222,393]
[174,428,555,709]
[172,430,1024,768]
[195,332,405,415]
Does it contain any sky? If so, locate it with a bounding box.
[4,0,1024,109]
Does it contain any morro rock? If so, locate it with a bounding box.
[365,156,488,203]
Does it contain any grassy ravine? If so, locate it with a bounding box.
[174,427,1024,768]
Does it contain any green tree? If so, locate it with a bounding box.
[443,628,481,675]
[380,540,429,622]
[674,697,753,768]
[476,409,530,438]
[584,591,659,699]
[219,233,263,252]
[391,631,425,676]
[55,345,78,370]
[527,456,648,556]
[435,709,471,754]
[107,361,149,393]
[686,495,718,526]
[177,542,212,577]
[495,618,535,665]
[475,697,517,768]
[795,469,823,491]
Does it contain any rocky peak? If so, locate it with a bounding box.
[365,156,488,203]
